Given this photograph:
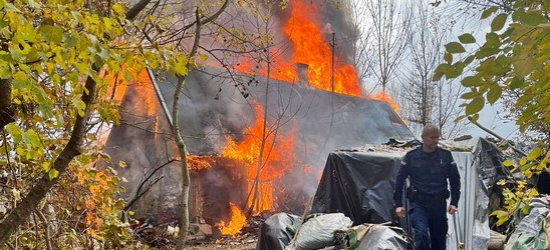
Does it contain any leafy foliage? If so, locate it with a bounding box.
[435,0,549,224]
[0,0,198,248]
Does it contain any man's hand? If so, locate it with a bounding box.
[448,205,458,215]
[395,207,405,218]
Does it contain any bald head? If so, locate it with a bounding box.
[421,124,440,152]
[421,124,440,137]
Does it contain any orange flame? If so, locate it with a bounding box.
[282,1,361,96]
[218,203,247,236]
[233,0,400,113]
[234,1,360,97]
[369,92,399,113]
[187,155,214,170]
[222,101,296,214]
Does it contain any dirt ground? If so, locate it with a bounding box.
[185,241,257,250]
[146,221,261,250]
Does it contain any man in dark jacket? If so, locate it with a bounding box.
[393,124,461,250]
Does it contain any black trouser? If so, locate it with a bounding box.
[408,199,448,250]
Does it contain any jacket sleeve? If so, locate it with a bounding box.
[448,152,461,206]
[393,153,410,207]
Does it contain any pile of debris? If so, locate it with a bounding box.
[130,214,263,249]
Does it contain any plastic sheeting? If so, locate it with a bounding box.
[294,213,353,250]
[310,150,403,225]
[504,197,550,250]
[256,213,300,250]
[356,224,410,250]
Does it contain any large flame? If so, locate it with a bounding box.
[237,1,360,97]
[280,1,361,96]
[222,101,296,214]
[217,202,247,236]
[369,92,399,113]
[233,0,400,112]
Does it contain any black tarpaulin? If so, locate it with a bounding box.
[310,150,403,225]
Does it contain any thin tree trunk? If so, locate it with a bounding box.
[174,8,201,250]
[171,2,230,247]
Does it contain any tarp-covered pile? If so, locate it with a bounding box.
[256,136,517,250]
[255,212,410,250]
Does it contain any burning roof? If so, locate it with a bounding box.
[153,66,414,168]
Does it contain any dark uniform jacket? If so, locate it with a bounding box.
[393,146,461,207]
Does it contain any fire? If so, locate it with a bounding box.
[234,1,361,97]
[222,101,296,213]
[187,155,215,170]
[282,1,361,96]
[218,202,247,236]
[233,0,401,113]
[369,92,399,113]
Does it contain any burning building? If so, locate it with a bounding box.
[102,0,414,234]
[103,66,413,232]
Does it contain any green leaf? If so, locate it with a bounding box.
[519,158,527,165]
[513,58,533,78]
[461,91,479,100]
[521,163,533,172]
[445,42,466,53]
[462,76,481,87]
[485,33,501,48]
[33,87,55,118]
[445,62,464,79]
[40,25,64,43]
[0,65,11,79]
[470,113,480,123]
[527,148,542,160]
[43,162,51,172]
[433,71,444,82]
[502,159,514,167]
[475,47,501,59]
[463,55,475,65]
[49,169,59,180]
[481,6,498,19]
[487,85,502,104]
[3,3,19,12]
[444,52,453,64]
[433,64,450,81]
[458,33,476,44]
[490,210,510,225]
[63,33,78,48]
[27,129,41,148]
[8,48,21,61]
[491,13,508,32]
[72,98,86,117]
[112,4,125,15]
[508,75,523,90]
[465,96,485,115]
[523,12,546,26]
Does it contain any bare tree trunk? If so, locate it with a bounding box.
[174,8,201,250]
[0,71,97,245]
[168,2,229,247]
[248,55,270,216]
